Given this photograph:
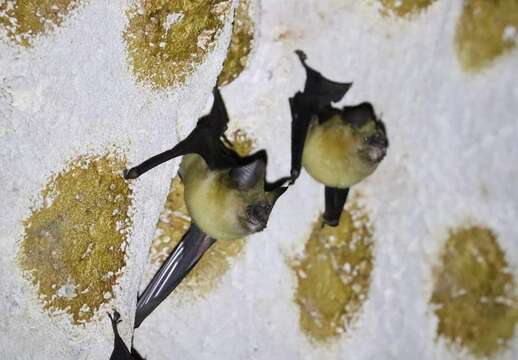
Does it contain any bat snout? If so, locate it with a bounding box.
[244,203,272,233]
[363,133,388,163]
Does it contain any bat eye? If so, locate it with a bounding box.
[245,203,272,231]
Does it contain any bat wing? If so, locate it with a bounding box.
[323,187,349,227]
[295,50,352,111]
[125,87,239,179]
[109,311,143,360]
[134,224,216,328]
[289,51,352,182]
[288,92,311,182]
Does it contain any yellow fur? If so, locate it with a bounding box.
[302,116,378,188]
[180,154,250,240]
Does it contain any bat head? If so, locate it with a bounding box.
[230,154,286,234]
[342,103,388,164]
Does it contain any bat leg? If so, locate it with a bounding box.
[323,187,349,227]
[108,311,134,360]
[134,224,216,328]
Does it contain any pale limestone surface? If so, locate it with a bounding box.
[1,1,518,360]
[135,1,518,360]
[0,0,237,358]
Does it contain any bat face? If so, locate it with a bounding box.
[180,154,281,240]
[302,112,387,189]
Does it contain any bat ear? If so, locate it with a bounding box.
[230,157,266,190]
[342,102,376,127]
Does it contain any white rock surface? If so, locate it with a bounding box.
[134,1,518,360]
[0,1,237,359]
[1,1,518,360]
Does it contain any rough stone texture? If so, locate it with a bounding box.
[135,1,518,359]
[2,0,518,359]
[0,0,238,358]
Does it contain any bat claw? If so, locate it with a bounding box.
[294,49,307,63]
[289,169,300,184]
[108,309,122,325]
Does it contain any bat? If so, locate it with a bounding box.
[125,87,289,328]
[108,311,145,360]
[289,50,388,226]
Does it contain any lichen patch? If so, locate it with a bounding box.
[0,0,83,46]
[291,201,374,342]
[19,153,133,324]
[149,130,254,297]
[378,0,436,18]
[218,0,255,86]
[430,226,518,357]
[455,0,518,72]
[123,0,232,89]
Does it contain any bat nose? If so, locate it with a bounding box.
[246,203,272,232]
[365,134,387,163]
[367,133,388,149]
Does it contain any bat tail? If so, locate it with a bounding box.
[134,224,215,328]
[323,187,349,227]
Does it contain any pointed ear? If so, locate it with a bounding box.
[230,158,266,190]
[342,102,376,127]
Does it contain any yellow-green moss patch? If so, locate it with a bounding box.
[0,0,83,46]
[455,0,518,72]
[379,0,436,18]
[218,0,254,86]
[150,130,254,296]
[124,0,232,89]
[431,226,518,357]
[291,202,374,342]
[19,153,133,324]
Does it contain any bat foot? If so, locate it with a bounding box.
[294,49,307,62]
[289,169,300,184]
[123,168,139,180]
[108,309,122,325]
[322,216,339,228]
